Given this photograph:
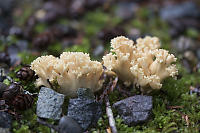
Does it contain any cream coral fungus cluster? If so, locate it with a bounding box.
[31,36,178,95]
[103,36,178,93]
[31,52,104,97]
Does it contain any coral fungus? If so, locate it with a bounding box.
[103,36,178,93]
[31,52,104,97]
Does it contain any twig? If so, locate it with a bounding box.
[167,106,184,109]
[110,77,118,92]
[99,77,118,103]
[37,117,58,131]
[105,96,117,133]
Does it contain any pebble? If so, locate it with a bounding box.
[196,49,200,60]
[69,0,85,17]
[184,51,197,63]
[0,0,15,35]
[113,95,152,125]
[6,39,29,66]
[93,44,104,57]
[36,87,65,120]
[171,36,197,53]
[0,52,11,66]
[160,2,200,20]
[16,40,28,52]
[0,112,12,128]
[182,59,193,73]
[115,2,138,20]
[98,27,126,43]
[85,0,105,10]
[0,128,10,133]
[67,88,102,131]
[9,27,23,37]
[58,116,83,133]
[128,28,141,42]
[0,82,8,98]
[77,88,95,99]
[190,87,200,96]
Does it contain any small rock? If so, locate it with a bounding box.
[58,116,83,133]
[0,112,12,128]
[7,44,21,66]
[16,40,28,52]
[69,0,85,18]
[38,2,67,22]
[37,87,65,120]
[0,68,8,82]
[172,36,197,53]
[85,0,105,10]
[0,0,15,35]
[0,52,11,66]
[54,25,77,38]
[0,0,15,13]
[113,95,152,125]
[77,88,95,99]
[98,27,126,43]
[189,86,200,96]
[160,2,200,37]
[0,128,10,133]
[128,28,141,42]
[67,88,102,131]
[196,49,200,60]
[0,82,8,97]
[9,27,23,37]
[93,44,104,57]
[160,2,200,20]
[184,51,197,63]
[115,2,138,20]
[182,59,193,73]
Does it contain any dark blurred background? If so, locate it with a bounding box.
[0,0,200,73]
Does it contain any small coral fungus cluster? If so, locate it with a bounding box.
[31,36,178,95]
[103,36,178,93]
[31,52,104,96]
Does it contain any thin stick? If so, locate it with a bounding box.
[105,77,118,133]
[110,77,118,92]
[105,96,117,133]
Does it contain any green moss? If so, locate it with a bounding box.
[12,105,51,133]
[13,125,31,133]
[64,38,90,53]
[18,52,37,65]
[136,7,151,20]
[34,23,48,33]
[13,4,34,26]
[131,11,171,50]
[3,79,11,85]
[47,42,62,55]
[57,18,69,25]
[186,28,199,39]
[83,10,109,36]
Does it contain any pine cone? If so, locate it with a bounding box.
[2,83,22,103]
[12,94,34,110]
[16,66,35,81]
